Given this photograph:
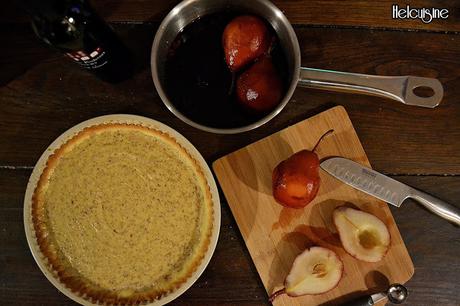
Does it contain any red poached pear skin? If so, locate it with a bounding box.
[272,130,334,208]
[272,150,320,208]
[222,15,271,72]
[236,56,282,113]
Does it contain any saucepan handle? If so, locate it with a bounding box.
[298,67,443,108]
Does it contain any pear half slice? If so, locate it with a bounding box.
[333,207,391,263]
[269,246,343,302]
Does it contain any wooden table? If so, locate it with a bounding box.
[1,1,459,305]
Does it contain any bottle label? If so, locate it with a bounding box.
[65,47,108,70]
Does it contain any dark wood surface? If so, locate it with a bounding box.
[1,1,459,305]
[3,0,460,31]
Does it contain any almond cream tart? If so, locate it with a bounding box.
[32,123,213,305]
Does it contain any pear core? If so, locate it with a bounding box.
[358,229,381,249]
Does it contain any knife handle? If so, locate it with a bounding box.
[340,295,374,306]
[410,189,460,226]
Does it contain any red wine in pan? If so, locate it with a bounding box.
[164,11,289,129]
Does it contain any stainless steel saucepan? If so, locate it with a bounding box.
[151,0,443,134]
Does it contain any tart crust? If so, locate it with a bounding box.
[31,123,214,305]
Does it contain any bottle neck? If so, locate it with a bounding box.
[24,0,98,50]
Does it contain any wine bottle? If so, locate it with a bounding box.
[21,0,133,83]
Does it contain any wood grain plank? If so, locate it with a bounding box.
[3,0,459,31]
[1,170,459,305]
[0,24,458,174]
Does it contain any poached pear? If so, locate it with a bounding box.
[272,130,334,208]
[222,15,271,72]
[236,56,282,113]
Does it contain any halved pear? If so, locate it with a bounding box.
[269,246,343,302]
[333,207,390,263]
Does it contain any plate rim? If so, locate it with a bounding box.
[23,114,221,306]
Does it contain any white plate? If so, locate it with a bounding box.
[23,114,221,306]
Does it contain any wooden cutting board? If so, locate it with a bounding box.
[212,106,414,306]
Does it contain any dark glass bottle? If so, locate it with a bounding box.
[21,0,133,83]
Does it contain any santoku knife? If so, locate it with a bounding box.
[320,157,460,226]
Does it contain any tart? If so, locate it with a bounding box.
[31,123,213,305]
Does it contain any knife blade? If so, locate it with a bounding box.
[320,157,460,226]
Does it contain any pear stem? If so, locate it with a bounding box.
[228,72,236,96]
[312,129,334,153]
[269,288,286,302]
